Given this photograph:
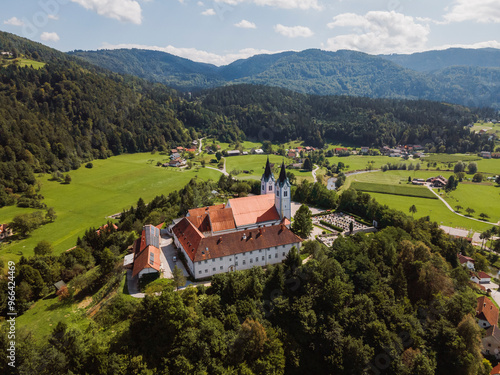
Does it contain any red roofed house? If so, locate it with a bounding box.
[477,296,499,329]
[491,362,500,374]
[172,159,302,279]
[0,224,12,240]
[132,224,162,279]
[458,253,475,270]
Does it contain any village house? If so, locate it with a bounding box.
[226,150,241,156]
[412,178,425,186]
[470,271,491,284]
[477,296,499,329]
[427,175,448,188]
[458,253,475,270]
[168,158,186,167]
[483,326,500,359]
[171,160,302,279]
[130,224,163,279]
[360,147,369,154]
[481,151,492,159]
[0,224,12,240]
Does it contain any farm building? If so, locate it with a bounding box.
[131,224,164,279]
[426,176,448,188]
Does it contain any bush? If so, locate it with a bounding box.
[85,162,93,168]
[319,220,344,232]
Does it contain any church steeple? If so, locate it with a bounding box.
[261,157,275,195]
[275,161,291,220]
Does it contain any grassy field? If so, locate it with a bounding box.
[0,153,222,262]
[326,155,412,172]
[367,192,492,232]
[351,181,437,199]
[471,121,500,135]
[421,153,482,164]
[0,56,46,69]
[443,183,500,224]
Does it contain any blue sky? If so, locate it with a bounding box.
[2,0,500,65]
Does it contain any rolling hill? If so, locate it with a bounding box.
[70,47,500,109]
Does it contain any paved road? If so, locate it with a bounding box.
[196,137,205,155]
[311,165,319,182]
[327,169,380,190]
[206,157,229,176]
[159,236,189,279]
[425,184,498,226]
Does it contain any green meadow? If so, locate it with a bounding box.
[0,153,221,262]
[350,181,437,199]
[367,192,492,232]
[443,183,500,224]
[0,56,46,69]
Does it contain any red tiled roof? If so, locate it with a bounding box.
[228,194,279,227]
[132,245,161,277]
[187,214,212,233]
[478,271,491,279]
[173,220,302,262]
[458,254,474,264]
[477,296,499,326]
[491,363,500,375]
[189,204,226,217]
[173,218,205,262]
[209,208,236,232]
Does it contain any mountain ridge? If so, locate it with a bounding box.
[69,47,500,109]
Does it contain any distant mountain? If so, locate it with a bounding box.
[69,47,500,109]
[380,48,500,72]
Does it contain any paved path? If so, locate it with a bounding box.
[126,269,145,298]
[206,157,229,176]
[327,169,380,190]
[311,165,320,182]
[425,185,498,226]
[196,137,205,155]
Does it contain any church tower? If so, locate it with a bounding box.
[275,161,291,220]
[261,157,275,195]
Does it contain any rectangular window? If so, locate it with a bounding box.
[229,258,232,262]
[283,252,285,257]
[269,255,272,259]
[262,256,265,261]
[204,260,208,264]
[269,185,272,191]
[212,259,215,263]
[284,191,288,197]
[199,270,202,274]
[220,266,223,270]
[250,259,253,263]
[243,260,246,265]
[249,251,252,255]
[277,190,280,197]
[205,269,208,273]
[235,261,238,266]
[259,249,262,253]
[275,253,278,258]
[213,268,216,271]
[219,257,223,261]
[235,256,238,260]
[256,257,259,262]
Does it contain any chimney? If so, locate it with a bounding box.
[218,236,222,244]
[223,203,225,208]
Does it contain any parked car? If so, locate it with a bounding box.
[173,256,177,262]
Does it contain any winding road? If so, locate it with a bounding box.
[206,157,229,176]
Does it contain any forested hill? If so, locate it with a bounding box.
[70,47,500,109]
[0,31,241,206]
[199,84,495,150]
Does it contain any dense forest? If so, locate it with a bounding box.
[71,48,500,109]
[200,84,496,149]
[0,179,496,374]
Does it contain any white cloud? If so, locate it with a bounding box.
[326,11,430,54]
[234,19,256,29]
[274,24,314,38]
[201,8,216,15]
[215,0,321,10]
[48,14,59,20]
[40,32,60,42]
[70,0,142,24]
[197,1,204,5]
[443,0,500,23]
[100,42,282,65]
[431,40,500,50]
[4,17,24,26]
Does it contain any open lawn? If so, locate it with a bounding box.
[422,153,481,164]
[351,181,437,199]
[0,153,221,262]
[367,192,492,232]
[224,154,312,180]
[0,57,46,69]
[471,121,500,135]
[443,183,500,224]
[326,155,413,172]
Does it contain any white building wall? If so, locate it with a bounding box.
[192,242,300,279]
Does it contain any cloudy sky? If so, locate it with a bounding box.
[2,0,500,66]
